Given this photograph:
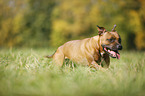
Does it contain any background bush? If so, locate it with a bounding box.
[0,0,145,50]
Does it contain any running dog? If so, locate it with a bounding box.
[45,25,122,69]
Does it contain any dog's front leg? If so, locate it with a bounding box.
[102,53,110,68]
[89,60,102,69]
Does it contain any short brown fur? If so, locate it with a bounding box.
[46,25,122,69]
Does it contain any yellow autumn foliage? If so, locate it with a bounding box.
[0,0,144,50]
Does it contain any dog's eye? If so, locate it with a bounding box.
[107,38,114,43]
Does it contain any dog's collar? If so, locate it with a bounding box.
[98,36,106,57]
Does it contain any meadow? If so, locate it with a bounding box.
[0,48,145,96]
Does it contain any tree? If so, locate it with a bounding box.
[0,0,25,47]
[19,0,55,47]
[50,0,145,50]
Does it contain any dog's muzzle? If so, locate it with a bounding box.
[102,45,122,59]
[117,44,122,50]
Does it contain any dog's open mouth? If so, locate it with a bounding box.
[103,47,120,59]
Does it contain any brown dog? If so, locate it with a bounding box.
[46,25,122,69]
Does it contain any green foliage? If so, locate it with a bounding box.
[18,0,55,47]
[51,0,145,49]
[0,49,145,96]
[0,0,55,47]
[0,0,144,50]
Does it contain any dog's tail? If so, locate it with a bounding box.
[44,55,53,58]
[44,51,56,58]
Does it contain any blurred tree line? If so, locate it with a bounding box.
[0,0,145,50]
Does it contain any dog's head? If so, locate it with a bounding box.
[97,25,122,59]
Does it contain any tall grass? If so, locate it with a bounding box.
[0,48,145,96]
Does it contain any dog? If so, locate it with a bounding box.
[45,25,122,69]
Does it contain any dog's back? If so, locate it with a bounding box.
[54,36,99,65]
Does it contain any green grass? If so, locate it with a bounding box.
[0,48,145,96]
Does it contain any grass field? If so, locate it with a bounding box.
[0,48,145,96]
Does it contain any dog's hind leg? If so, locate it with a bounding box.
[53,49,64,67]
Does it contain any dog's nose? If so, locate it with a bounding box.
[117,44,122,50]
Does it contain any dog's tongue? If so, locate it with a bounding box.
[104,48,120,59]
[116,53,120,59]
[108,50,120,59]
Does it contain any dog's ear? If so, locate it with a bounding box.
[111,24,117,32]
[96,25,106,36]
